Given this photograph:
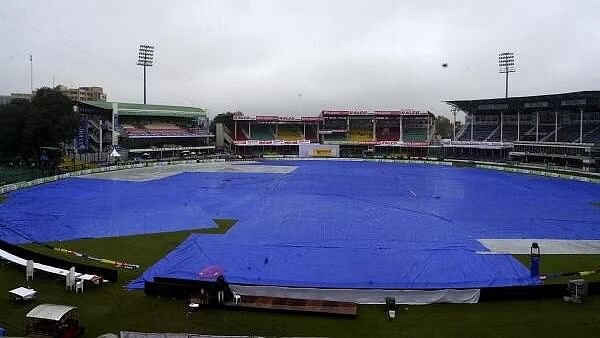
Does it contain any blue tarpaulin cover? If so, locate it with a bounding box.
[1,161,599,289]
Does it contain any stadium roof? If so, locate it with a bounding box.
[445,91,600,113]
[80,101,207,118]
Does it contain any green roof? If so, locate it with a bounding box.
[81,101,207,118]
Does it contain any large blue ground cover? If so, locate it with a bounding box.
[1,161,599,289]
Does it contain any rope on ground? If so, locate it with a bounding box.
[43,244,140,270]
[541,269,600,280]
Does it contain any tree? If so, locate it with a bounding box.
[0,87,78,162]
[209,112,235,134]
[0,99,28,159]
[435,115,454,139]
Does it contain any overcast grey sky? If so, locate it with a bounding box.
[1,0,599,118]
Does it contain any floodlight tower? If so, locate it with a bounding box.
[498,52,515,98]
[137,44,154,105]
[450,105,459,141]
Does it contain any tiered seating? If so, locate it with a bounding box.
[234,124,249,140]
[486,126,500,141]
[458,124,472,141]
[122,124,148,136]
[277,125,303,141]
[521,125,555,141]
[304,125,318,142]
[403,128,427,141]
[122,122,197,137]
[376,127,400,141]
[145,122,178,130]
[471,125,496,141]
[251,124,275,140]
[557,124,582,143]
[349,128,372,141]
[144,123,190,136]
[323,133,346,141]
[583,125,600,143]
[499,124,518,141]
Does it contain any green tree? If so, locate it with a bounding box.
[435,115,454,139]
[209,112,235,134]
[0,99,29,158]
[0,87,78,161]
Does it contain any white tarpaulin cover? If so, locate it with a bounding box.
[478,239,600,254]
[229,284,480,305]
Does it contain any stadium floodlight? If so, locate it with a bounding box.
[498,52,516,99]
[136,44,155,105]
[450,105,459,141]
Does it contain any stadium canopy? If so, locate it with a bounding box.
[79,101,208,118]
[445,90,600,113]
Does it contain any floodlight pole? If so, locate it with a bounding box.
[505,69,509,99]
[451,106,458,141]
[29,54,33,93]
[498,52,515,99]
[137,44,154,105]
[143,63,147,104]
[499,52,515,143]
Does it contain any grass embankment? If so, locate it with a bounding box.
[2,226,600,337]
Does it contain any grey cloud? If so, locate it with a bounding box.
[1,0,599,120]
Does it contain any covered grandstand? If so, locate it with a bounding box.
[228,110,434,158]
[76,101,214,160]
[446,91,600,172]
[230,114,320,156]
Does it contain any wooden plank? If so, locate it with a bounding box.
[224,295,357,317]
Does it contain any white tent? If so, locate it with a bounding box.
[26,304,77,321]
[109,148,121,158]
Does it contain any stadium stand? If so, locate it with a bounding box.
[348,128,372,141]
[250,124,275,140]
[277,125,303,141]
[584,125,600,143]
[557,124,585,143]
[228,110,434,157]
[403,127,428,142]
[459,124,496,141]
[234,124,249,140]
[304,125,319,142]
[521,125,555,142]
[446,91,600,172]
[77,101,213,160]
[323,133,347,141]
[376,127,401,141]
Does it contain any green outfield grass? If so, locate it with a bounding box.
[515,254,600,284]
[1,231,600,337]
[0,166,47,185]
